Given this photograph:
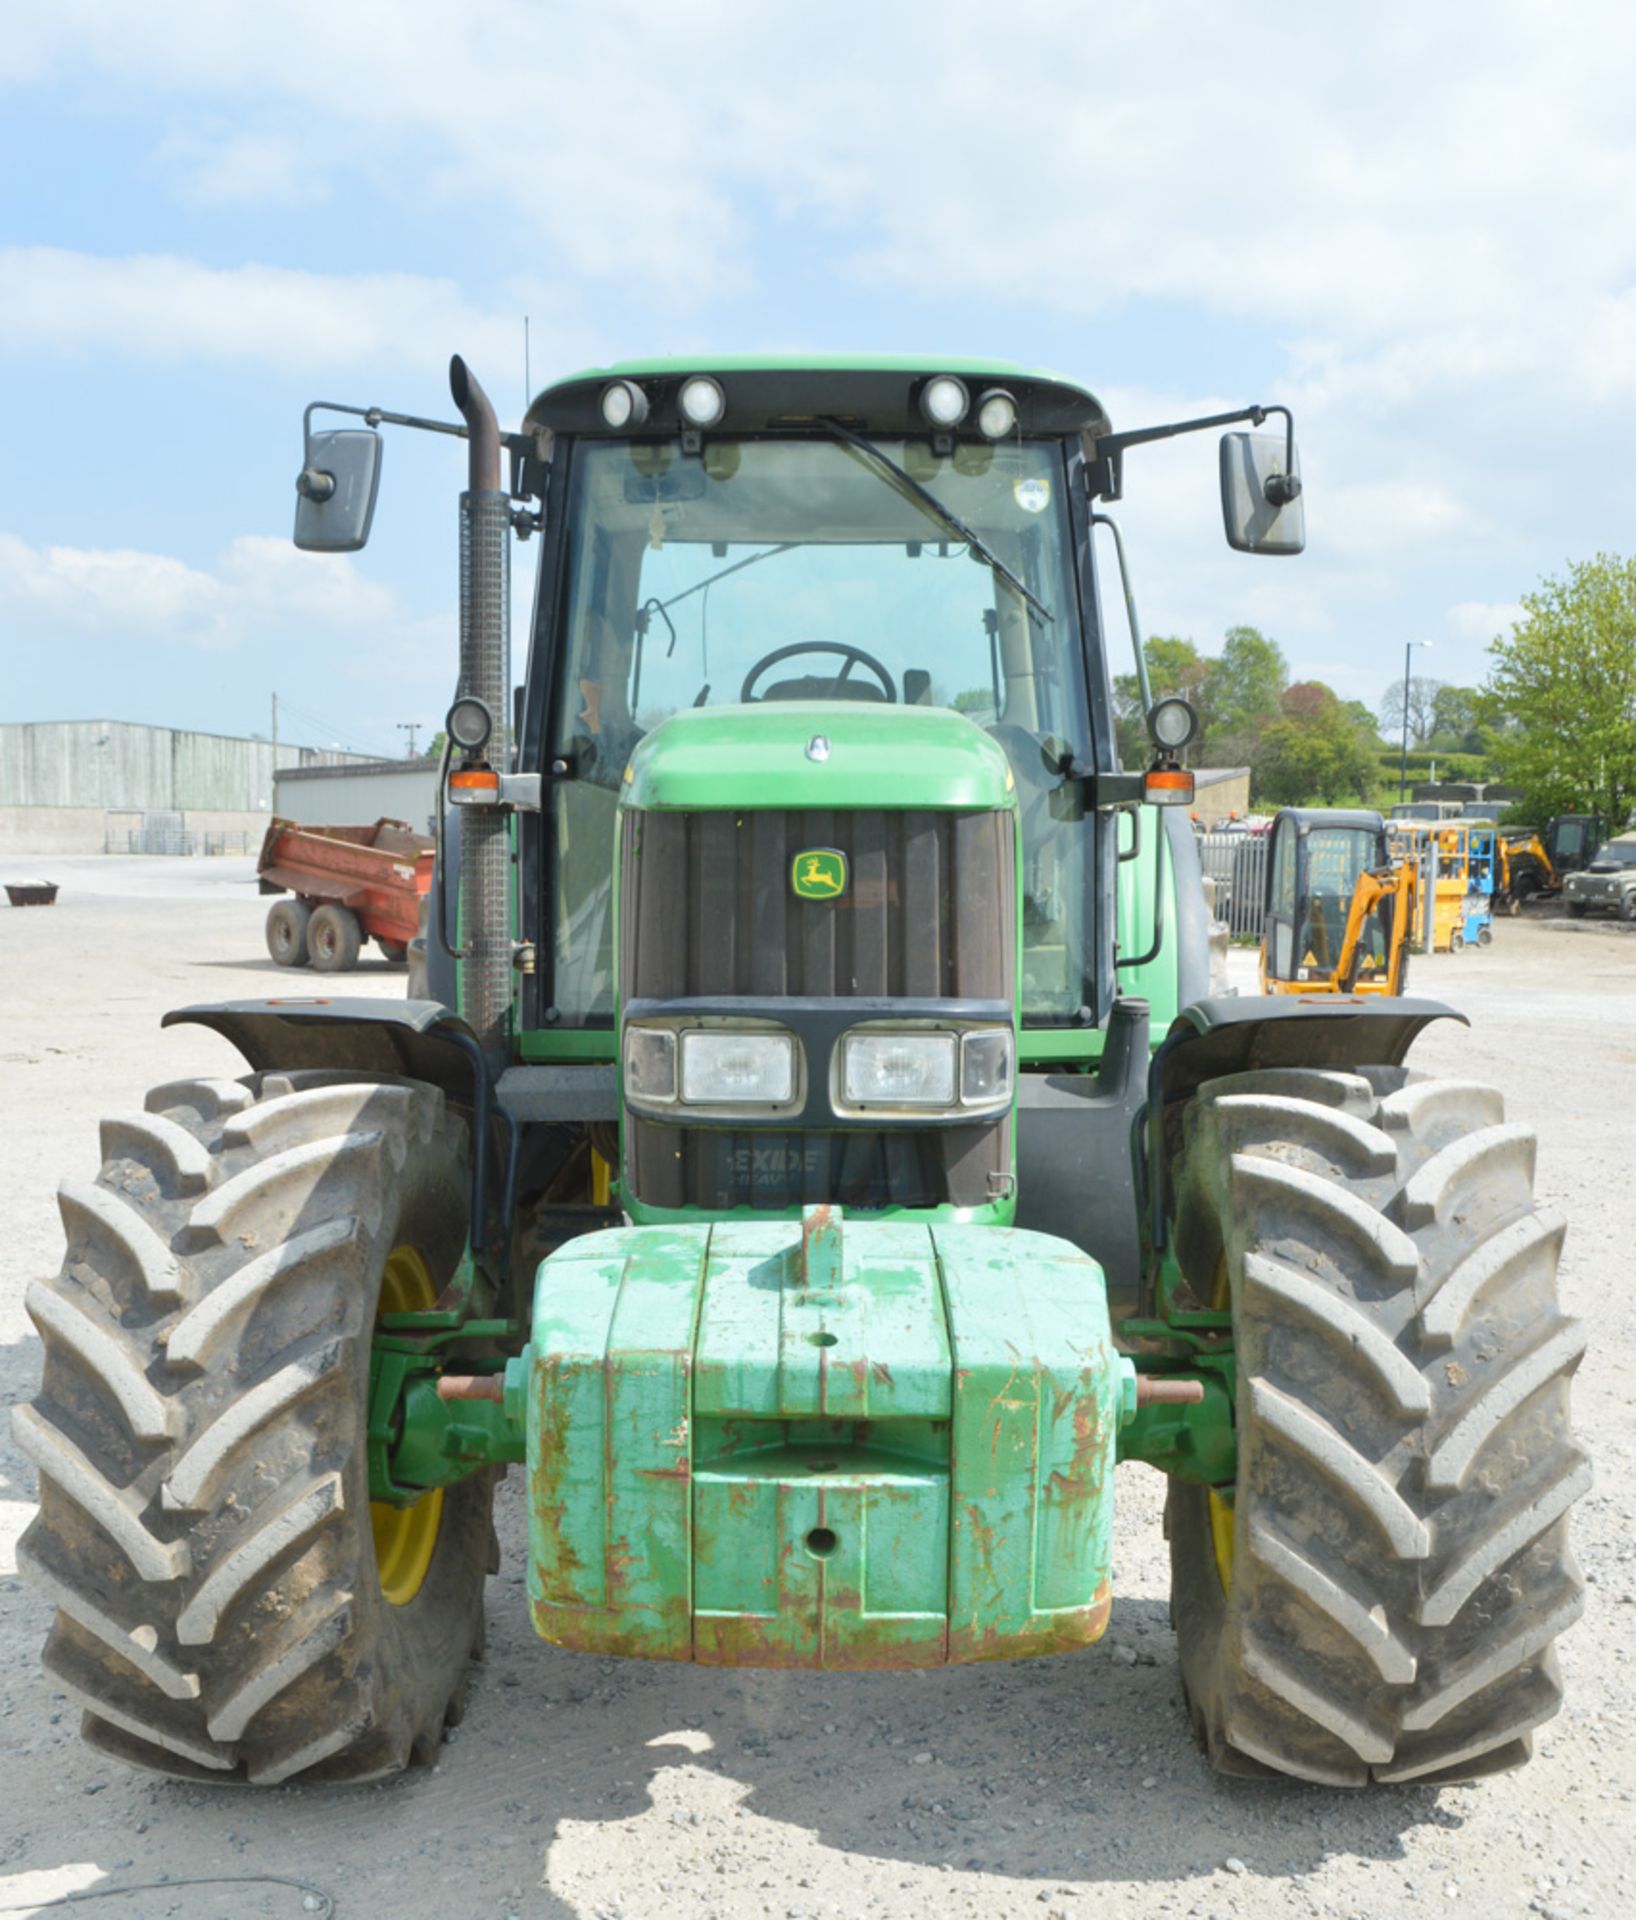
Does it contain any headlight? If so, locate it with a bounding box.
[1148,696,1199,751]
[679,1030,795,1105]
[975,387,1017,439]
[677,375,726,428]
[919,375,969,430]
[839,1027,1013,1112]
[843,1032,956,1107]
[600,379,648,429]
[445,695,493,753]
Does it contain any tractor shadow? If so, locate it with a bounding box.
[194,956,406,977]
[0,1383,1457,1918]
[208,1487,1457,1913]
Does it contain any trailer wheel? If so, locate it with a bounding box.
[1449,930,1465,952]
[307,904,362,973]
[15,1073,494,1784]
[1166,1067,1587,1785]
[264,900,311,968]
[1477,926,1493,948]
[377,939,409,965]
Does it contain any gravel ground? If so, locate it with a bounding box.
[1,857,1632,1920]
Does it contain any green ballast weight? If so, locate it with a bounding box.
[511,1206,1138,1668]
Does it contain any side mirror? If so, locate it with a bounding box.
[293,428,382,552]
[1220,430,1304,555]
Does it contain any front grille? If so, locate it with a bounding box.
[621,807,1014,1212]
[621,808,1014,1004]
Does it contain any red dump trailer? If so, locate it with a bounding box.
[256,816,434,971]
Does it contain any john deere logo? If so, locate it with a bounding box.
[792,848,847,900]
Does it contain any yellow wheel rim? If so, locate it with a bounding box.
[1208,1252,1235,1594]
[1207,1487,1236,1593]
[370,1243,444,1608]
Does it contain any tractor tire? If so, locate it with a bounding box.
[1166,1066,1587,1787]
[264,900,311,969]
[14,1072,493,1786]
[307,904,362,973]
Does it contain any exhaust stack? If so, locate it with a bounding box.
[449,355,512,1060]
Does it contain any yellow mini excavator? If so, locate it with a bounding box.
[1259,807,1415,995]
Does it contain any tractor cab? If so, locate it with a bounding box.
[523,365,1106,1032]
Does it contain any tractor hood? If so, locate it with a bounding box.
[621,703,1016,814]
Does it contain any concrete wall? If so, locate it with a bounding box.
[273,760,440,834]
[0,721,369,813]
[0,806,270,856]
[1191,767,1252,825]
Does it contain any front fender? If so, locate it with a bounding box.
[162,997,486,1108]
[163,998,501,1255]
[1141,994,1466,1299]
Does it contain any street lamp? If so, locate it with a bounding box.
[1399,640,1432,805]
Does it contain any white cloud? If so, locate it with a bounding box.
[1448,599,1525,645]
[4,5,1635,424]
[4,1,1635,395]
[1,529,403,650]
[157,127,326,209]
[0,250,533,375]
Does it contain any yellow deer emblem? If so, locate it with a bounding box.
[791,849,848,900]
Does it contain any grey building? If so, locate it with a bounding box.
[0,720,370,855]
[273,757,440,835]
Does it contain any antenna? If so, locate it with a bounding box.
[523,315,531,410]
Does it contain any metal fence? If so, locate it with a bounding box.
[1198,826,1440,951]
[1196,829,1269,939]
[103,814,256,857]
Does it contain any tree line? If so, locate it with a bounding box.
[1114,553,1636,829]
[1113,626,1382,806]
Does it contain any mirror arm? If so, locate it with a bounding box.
[1086,402,1292,502]
[301,400,546,501]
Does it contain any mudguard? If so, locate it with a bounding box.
[1140,993,1467,1304]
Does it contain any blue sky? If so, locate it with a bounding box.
[3,2,1634,759]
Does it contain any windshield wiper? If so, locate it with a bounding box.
[651,541,800,617]
[818,416,1053,624]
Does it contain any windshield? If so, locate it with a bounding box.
[546,434,1093,1025]
[1590,842,1636,867]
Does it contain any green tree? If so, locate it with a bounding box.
[1428,684,1483,751]
[1205,625,1288,761]
[1484,554,1636,829]
[1254,682,1379,805]
[1113,631,1291,766]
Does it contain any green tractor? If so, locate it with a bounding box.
[18,358,1585,1789]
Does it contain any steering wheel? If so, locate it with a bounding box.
[740,642,897,705]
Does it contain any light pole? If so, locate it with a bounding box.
[1399,640,1432,804]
